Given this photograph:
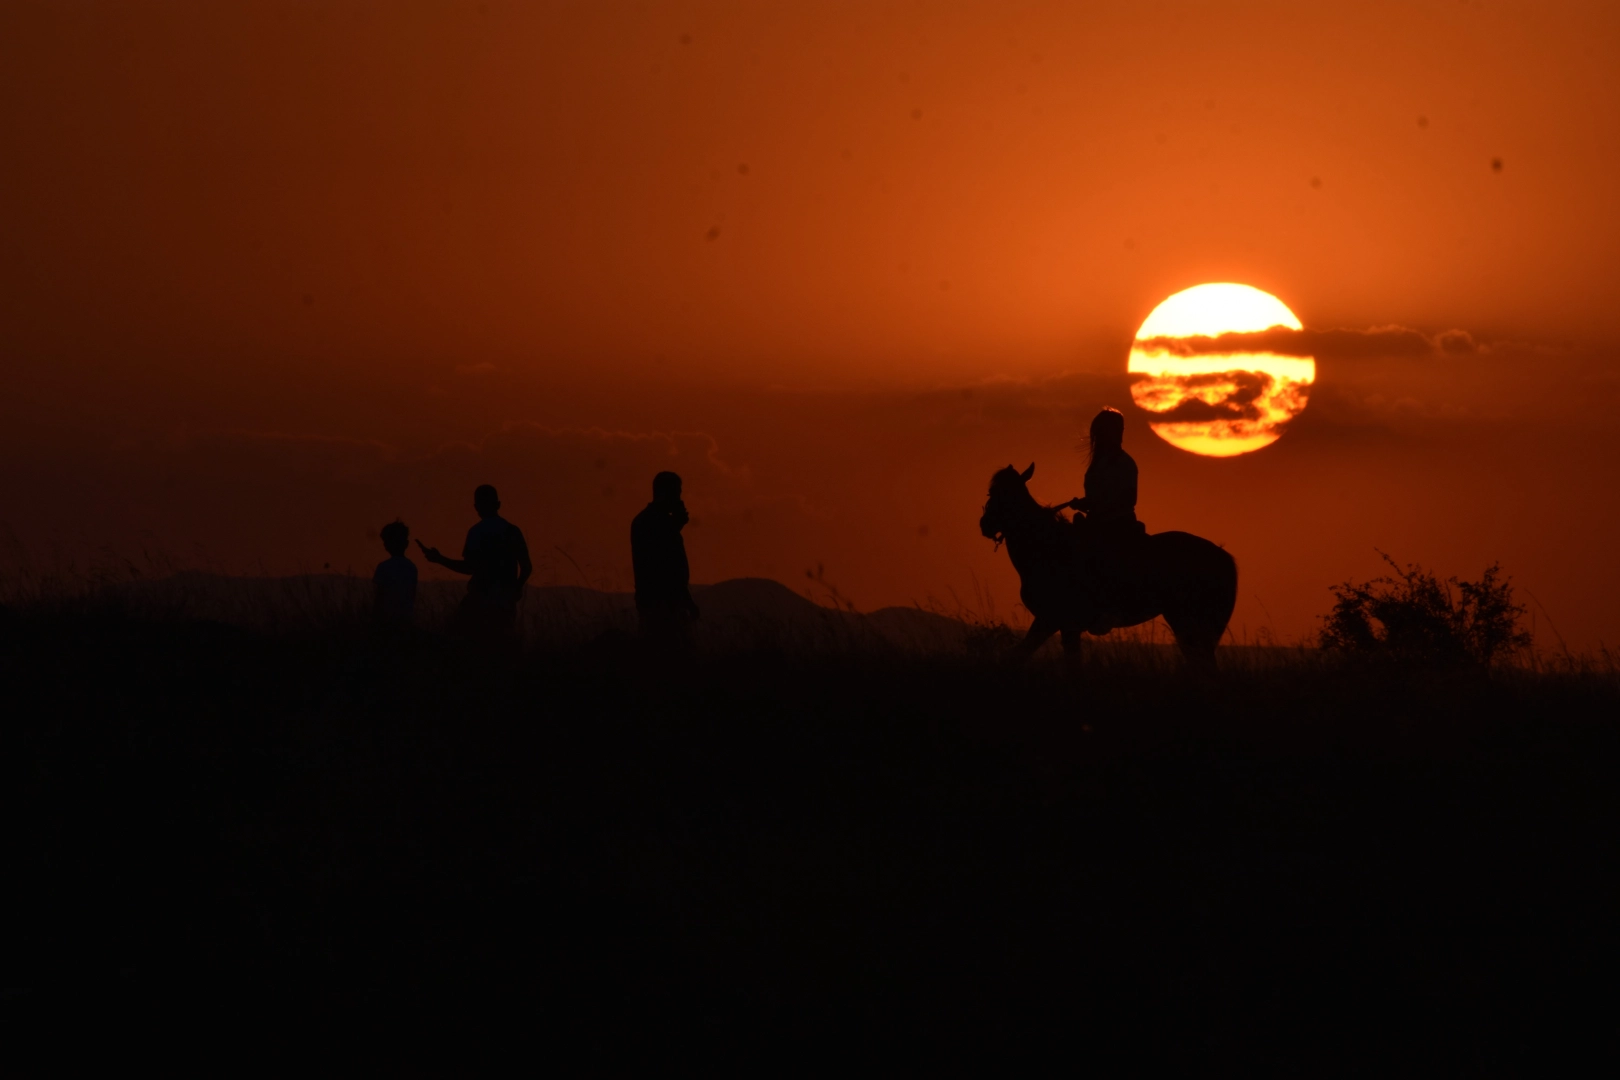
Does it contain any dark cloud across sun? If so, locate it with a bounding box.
[1136,326,1480,362]
[1129,370,1278,425]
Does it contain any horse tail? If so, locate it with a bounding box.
[1212,546,1238,640]
[1195,545,1238,660]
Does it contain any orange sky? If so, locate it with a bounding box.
[2,1,1619,648]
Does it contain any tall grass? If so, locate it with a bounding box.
[5,540,1617,1060]
[2,531,1612,688]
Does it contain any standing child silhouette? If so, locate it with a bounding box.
[373,520,418,625]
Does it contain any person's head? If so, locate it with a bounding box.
[380,520,409,557]
[1088,407,1126,460]
[652,471,683,504]
[473,484,500,518]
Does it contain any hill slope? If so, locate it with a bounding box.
[110,571,981,652]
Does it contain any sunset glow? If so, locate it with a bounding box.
[1128,284,1316,457]
[1,1,1617,652]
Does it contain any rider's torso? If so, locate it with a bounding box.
[1084,450,1138,524]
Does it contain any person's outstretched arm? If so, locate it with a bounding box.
[416,539,472,575]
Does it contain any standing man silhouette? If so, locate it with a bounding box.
[418,484,532,640]
[631,471,700,645]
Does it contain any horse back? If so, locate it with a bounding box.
[1147,528,1230,555]
[1144,529,1237,617]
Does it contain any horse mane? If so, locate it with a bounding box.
[988,466,1071,528]
[1035,499,1069,525]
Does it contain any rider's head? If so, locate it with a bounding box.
[1088,408,1125,459]
[652,471,683,504]
[473,484,501,519]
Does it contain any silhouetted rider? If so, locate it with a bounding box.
[1069,408,1144,618]
[418,484,532,635]
[631,471,700,640]
[1069,407,1140,534]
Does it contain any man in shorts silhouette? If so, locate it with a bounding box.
[418,484,532,640]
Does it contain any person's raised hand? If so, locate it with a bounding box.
[415,540,443,563]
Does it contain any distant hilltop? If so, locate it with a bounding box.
[112,572,981,654]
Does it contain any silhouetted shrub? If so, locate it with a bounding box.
[1320,552,1531,666]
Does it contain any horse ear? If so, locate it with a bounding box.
[1020,462,1035,482]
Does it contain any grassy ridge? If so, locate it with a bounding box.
[2,583,1617,1062]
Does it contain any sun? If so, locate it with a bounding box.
[1128,283,1315,457]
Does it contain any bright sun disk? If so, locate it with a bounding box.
[1128,283,1315,457]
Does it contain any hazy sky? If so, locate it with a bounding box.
[3,1,1618,647]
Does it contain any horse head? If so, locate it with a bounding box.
[979,462,1037,544]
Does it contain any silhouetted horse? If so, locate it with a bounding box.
[979,463,1237,666]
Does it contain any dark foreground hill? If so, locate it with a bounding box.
[114,571,981,651]
[2,591,1616,1064]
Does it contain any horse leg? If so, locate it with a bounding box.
[1060,626,1084,677]
[1006,617,1057,666]
[1166,612,1220,673]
